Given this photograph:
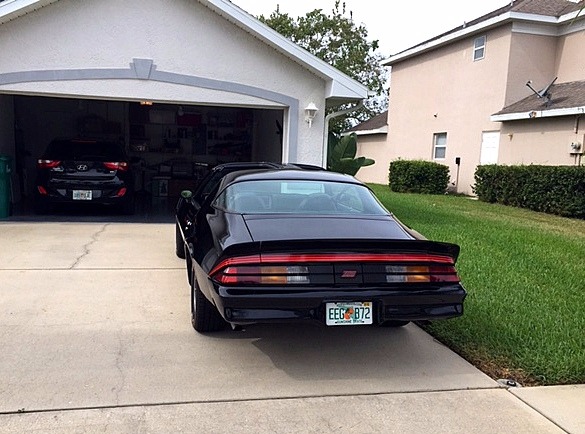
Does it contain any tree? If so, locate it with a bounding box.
[259,1,387,132]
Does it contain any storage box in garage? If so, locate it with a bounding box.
[151,176,170,197]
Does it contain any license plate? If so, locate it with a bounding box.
[72,190,92,200]
[326,302,373,326]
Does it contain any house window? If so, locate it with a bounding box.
[473,35,486,61]
[433,133,447,160]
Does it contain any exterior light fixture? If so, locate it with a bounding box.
[140,101,153,106]
[304,102,318,127]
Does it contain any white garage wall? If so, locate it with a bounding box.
[0,0,327,165]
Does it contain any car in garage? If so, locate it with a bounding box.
[181,168,467,332]
[35,138,135,214]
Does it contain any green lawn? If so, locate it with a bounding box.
[369,184,585,385]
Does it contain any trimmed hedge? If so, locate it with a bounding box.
[474,165,585,218]
[389,160,449,194]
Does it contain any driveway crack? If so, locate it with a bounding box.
[112,330,127,405]
[70,224,109,269]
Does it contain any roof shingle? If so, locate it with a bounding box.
[494,79,585,115]
[347,111,388,133]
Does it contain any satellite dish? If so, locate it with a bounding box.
[526,77,557,106]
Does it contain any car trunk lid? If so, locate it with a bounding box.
[241,214,415,242]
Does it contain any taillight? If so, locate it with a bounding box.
[37,159,61,169]
[217,266,310,285]
[384,265,460,283]
[103,162,129,172]
[37,186,48,195]
[115,187,127,197]
[210,253,460,286]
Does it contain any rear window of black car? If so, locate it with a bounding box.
[214,180,388,215]
[44,140,126,161]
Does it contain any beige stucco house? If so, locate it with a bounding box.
[357,0,585,194]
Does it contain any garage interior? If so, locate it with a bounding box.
[5,94,284,218]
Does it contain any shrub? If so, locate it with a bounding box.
[388,160,449,194]
[474,165,585,218]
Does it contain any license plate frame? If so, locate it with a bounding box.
[72,190,93,201]
[325,301,373,326]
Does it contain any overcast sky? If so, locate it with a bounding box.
[232,0,510,56]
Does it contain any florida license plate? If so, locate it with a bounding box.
[72,190,92,200]
[326,302,373,326]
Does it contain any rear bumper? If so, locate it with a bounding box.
[35,183,132,206]
[208,283,466,326]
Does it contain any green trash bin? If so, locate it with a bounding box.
[0,155,13,219]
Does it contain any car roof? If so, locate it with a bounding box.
[211,162,284,171]
[219,168,362,187]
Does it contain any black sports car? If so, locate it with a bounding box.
[178,168,466,332]
[35,138,135,214]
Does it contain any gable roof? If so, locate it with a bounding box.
[0,0,371,102]
[346,111,388,136]
[491,79,585,121]
[384,0,584,65]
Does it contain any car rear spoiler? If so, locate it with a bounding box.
[218,239,461,264]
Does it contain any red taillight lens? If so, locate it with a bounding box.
[210,253,461,286]
[216,265,310,285]
[37,186,48,195]
[37,159,61,169]
[103,162,129,172]
[385,265,460,283]
[115,187,127,197]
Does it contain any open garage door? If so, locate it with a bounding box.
[8,95,283,218]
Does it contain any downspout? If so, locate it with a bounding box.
[322,100,365,168]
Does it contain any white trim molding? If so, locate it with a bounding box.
[491,106,585,122]
[343,126,388,137]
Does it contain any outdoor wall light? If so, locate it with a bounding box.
[305,102,319,127]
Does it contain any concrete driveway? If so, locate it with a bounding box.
[0,221,572,433]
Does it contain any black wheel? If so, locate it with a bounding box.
[191,276,226,333]
[380,320,410,328]
[175,223,186,259]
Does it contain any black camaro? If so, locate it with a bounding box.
[177,168,466,332]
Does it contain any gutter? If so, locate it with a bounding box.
[0,0,59,25]
[491,106,585,122]
[321,100,365,168]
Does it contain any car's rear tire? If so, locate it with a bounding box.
[191,276,226,333]
[175,223,186,259]
[120,196,135,215]
[380,320,410,328]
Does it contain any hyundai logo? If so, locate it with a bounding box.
[76,164,89,171]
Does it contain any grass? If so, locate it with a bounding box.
[369,184,585,385]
